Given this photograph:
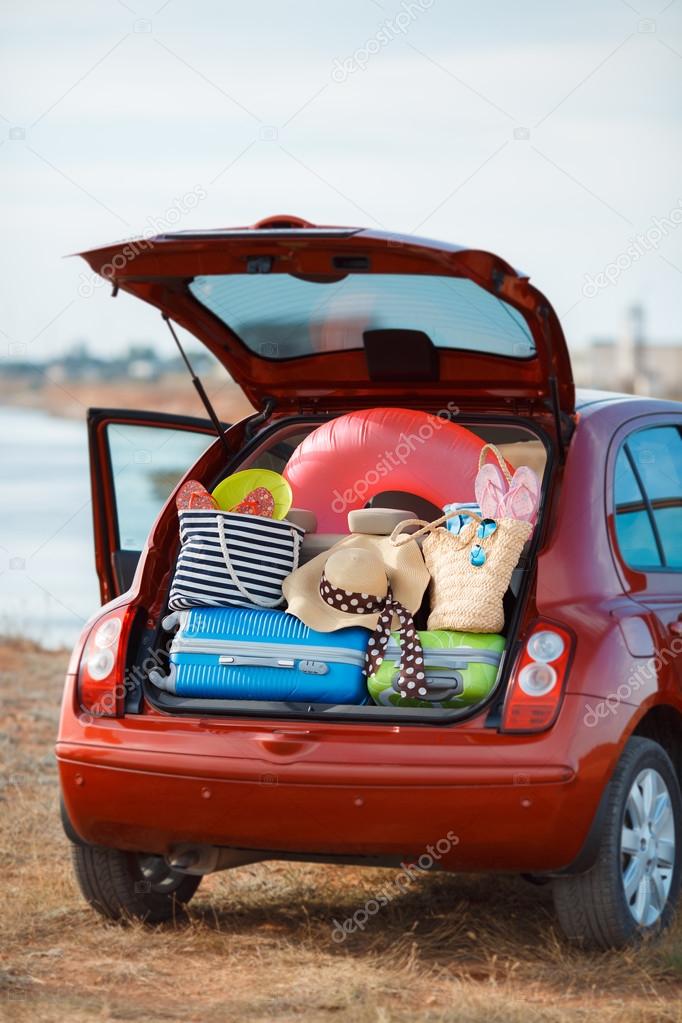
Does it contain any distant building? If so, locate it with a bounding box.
[125,343,162,381]
[571,305,682,400]
[48,341,108,382]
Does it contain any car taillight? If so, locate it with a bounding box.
[501,622,573,732]
[77,606,134,721]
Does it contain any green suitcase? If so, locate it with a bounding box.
[367,630,505,708]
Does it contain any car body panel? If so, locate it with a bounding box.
[57,670,635,870]
[535,401,682,719]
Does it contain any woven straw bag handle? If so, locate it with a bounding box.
[390,506,485,547]
[478,442,515,483]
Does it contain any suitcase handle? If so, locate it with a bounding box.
[219,654,298,668]
[391,671,463,702]
[149,663,177,692]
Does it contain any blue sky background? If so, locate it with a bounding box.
[2,0,682,362]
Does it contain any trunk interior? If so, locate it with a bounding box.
[138,409,550,724]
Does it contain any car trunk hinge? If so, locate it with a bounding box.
[245,396,276,439]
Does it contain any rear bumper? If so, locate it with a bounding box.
[56,684,632,872]
[57,750,581,870]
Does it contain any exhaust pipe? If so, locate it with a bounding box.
[166,844,267,875]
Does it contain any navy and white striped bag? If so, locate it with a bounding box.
[169,510,304,612]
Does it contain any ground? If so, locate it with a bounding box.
[2,639,682,1023]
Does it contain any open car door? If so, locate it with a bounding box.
[88,408,221,603]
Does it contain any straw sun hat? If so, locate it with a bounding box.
[282,532,429,633]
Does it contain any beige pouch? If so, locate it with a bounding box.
[347,508,413,536]
[287,508,317,533]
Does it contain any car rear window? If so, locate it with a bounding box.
[188,273,536,361]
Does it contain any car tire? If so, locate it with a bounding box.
[72,843,201,923]
[552,736,681,949]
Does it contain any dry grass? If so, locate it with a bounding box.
[1,639,681,1023]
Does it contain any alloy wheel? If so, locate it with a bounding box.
[620,767,676,926]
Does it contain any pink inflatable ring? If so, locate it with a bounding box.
[284,407,486,532]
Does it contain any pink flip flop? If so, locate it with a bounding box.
[475,444,515,519]
[475,462,509,519]
[498,466,540,525]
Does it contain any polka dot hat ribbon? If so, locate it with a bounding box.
[319,573,429,699]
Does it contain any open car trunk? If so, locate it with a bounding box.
[81,217,570,724]
[133,412,550,724]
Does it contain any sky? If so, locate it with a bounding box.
[1,0,682,364]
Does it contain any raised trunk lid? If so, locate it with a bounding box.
[77,217,574,440]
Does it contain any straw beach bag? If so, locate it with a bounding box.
[391,508,532,634]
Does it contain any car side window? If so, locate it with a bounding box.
[627,426,682,569]
[614,448,663,569]
[614,424,682,572]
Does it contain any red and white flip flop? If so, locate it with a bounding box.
[232,486,276,517]
[175,480,218,511]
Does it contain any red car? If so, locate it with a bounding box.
[57,216,682,949]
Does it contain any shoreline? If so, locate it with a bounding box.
[0,372,255,423]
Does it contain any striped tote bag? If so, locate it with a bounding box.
[169,509,304,611]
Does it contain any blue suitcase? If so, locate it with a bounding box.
[151,606,370,703]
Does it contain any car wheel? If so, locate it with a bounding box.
[552,736,680,949]
[72,843,201,923]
